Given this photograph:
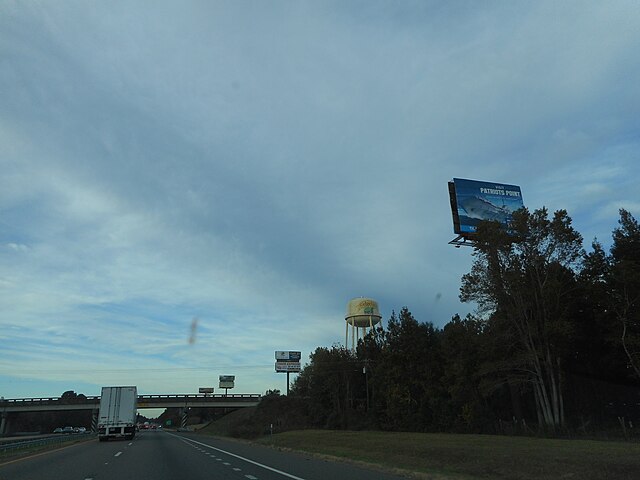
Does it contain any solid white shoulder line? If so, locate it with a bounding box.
[165,432,306,480]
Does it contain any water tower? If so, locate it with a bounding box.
[345,297,382,351]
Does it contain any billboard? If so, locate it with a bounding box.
[449,178,523,235]
[219,375,235,389]
[275,351,301,361]
[275,350,301,374]
[275,362,302,373]
[198,387,214,394]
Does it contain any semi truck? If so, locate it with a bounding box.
[98,386,137,441]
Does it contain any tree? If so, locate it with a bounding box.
[440,314,492,432]
[291,345,363,428]
[609,209,640,378]
[365,308,446,431]
[460,208,583,432]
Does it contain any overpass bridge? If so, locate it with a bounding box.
[0,394,261,436]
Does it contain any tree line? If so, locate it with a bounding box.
[288,208,640,436]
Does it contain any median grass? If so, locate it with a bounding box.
[256,430,640,480]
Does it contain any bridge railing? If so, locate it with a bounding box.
[139,394,261,401]
[0,393,261,407]
[0,396,100,406]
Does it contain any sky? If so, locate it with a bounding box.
[1,1,639,403]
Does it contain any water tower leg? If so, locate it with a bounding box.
[345,321,349,348]
[352,323,355,351]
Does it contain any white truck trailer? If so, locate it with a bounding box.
[98,386,137,441]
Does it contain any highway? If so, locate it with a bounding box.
[0,430,408,480]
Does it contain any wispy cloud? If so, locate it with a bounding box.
[1,0,639,398]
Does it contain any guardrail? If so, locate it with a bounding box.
[0,432,94,458]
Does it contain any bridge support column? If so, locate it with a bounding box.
[91,410,99,433]
[181,408,188,429]
[0,413,10,437]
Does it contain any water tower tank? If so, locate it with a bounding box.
[345,298,382,350]
[345,298,382,327]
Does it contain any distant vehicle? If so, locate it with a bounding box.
[75,427,87,433]
[53,427,63,434]
[62,426,74,434]
[97,386,137,442]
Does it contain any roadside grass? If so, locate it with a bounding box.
[256,429,640,480]
[196,407,257,437]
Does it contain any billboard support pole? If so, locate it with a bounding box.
[286,371,290,396]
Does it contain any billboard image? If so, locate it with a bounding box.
[449,178,523,235]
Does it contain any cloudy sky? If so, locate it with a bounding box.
[1,1,639,402]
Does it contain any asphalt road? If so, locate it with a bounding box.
[0,430,408,480]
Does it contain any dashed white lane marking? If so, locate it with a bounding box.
[165,432,305,480]
[128,442,133,446]
[223,462,231,465]
[216,458,222,461]
[233,467,242,471]
[114,451,122,457]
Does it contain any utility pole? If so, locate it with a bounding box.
[363,365,369,412]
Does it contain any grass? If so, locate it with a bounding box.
[255,430,640,480]
[196,407,257,436]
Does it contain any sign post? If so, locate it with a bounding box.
[219,375,235,396]
[275,351,301,395]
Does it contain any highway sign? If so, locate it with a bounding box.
[198,387,214,394]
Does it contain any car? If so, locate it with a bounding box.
[62,426,74,434]
[53,427,63,434]
[76,426,87,433]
